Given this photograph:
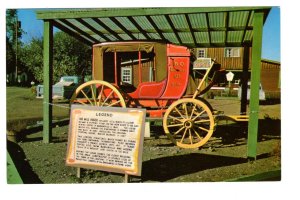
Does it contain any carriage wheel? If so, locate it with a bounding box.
[163,98,214,148]
[70,80,126,108]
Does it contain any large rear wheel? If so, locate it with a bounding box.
[163,98,214,148]
[70,80,126,108]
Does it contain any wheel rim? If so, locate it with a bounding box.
[70,80,126,108]
[163,98,214,148]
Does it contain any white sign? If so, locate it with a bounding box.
[226,71,234,81]
[66,105,146,176]
[193,58,211,69]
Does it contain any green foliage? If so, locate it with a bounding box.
[6,9,23,43]
[6,9,24,80]
[20,32,92,83]
[19,37,43,82]
[53,32,92,82]
[6,37,15,74]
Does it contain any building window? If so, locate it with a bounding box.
[224,47,240,58]
[121,67,132,84]
[197,48,206,58]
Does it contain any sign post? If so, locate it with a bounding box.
[66,105,146,181]
[226,71,234,96]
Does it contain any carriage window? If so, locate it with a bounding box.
[121,67,132,84]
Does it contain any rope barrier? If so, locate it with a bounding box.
[43,101,71,109]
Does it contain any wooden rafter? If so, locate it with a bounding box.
[145,15,167,41]
[184,14,197,46]
[225,11,229,46]
[59,19,99,43]
[127,16,151,40]
[165,14,182,44]
[52,20,93,45]
[75,18,111,42]
[109,17,136,40]
[242,11,253,44]
[91,18,123,41]
[205,13,211,45]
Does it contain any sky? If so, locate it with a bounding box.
[17,7,281,62]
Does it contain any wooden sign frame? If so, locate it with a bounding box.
[66,105,146,176]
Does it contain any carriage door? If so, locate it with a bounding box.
[161,56,190,99]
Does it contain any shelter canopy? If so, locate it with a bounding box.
[36,7,271,48]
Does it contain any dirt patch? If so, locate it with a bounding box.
[9,99,281,183]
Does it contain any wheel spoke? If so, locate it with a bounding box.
[168,115,185,123]
[197,125,209,132]
[192,110,206,121]
[167,123,184,128]
[174,126,185,136]
[107,100,121,107]
[80,90,93,105]
[174,106,186,119]
[184,103,189,119]
[189,103,197,119]
[180,128,188,143]
[101,90,114,106]
[194,119,211,124]
[90,85,96,106]
[189,129,193,144]
[192,128,203,140]
[97,85,104,106]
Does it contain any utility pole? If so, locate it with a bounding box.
[15,16,18,83]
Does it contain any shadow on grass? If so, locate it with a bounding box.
[211,118,280,147]
[23,119,70,135]
[7,140,43,183]
[141,152,271,182]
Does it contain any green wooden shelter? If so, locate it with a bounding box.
[36,7,272,159]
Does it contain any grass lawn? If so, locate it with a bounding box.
[6,86,70,129]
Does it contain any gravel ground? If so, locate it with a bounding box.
[8,99,281,183]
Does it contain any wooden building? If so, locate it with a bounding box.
[192,47,280,99]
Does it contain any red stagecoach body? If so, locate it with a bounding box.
[92,41,193,117]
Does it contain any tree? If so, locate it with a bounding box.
[19,37,43,82]
[6,9,24,83]
[20,32,92,83]
[6,9,23,44]
[53,31,92,82]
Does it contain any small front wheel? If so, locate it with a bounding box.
[163,98,215,148]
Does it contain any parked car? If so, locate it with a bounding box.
[238,81,266,100]
[36,76,81,99]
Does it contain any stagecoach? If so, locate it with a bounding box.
[70,41,247,149]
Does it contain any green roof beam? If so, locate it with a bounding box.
[36,7,272,20]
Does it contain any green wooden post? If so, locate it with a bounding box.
[240,46,249,115]
[43,20,53,143]
[247,12,264,159]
